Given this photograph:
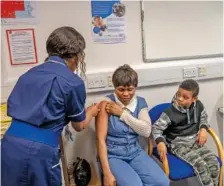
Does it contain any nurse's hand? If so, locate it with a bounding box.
[72,103,100,132]
[103,173,116,186]
[87,103,100,117]
[106,101,123,116]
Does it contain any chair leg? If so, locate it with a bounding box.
[219,166,223,186]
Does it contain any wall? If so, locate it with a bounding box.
[1,1,142,98]
[1,1,223,175]
[142,1,223,60]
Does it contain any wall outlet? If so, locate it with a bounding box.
[198,66,207,77]
[87,76,106,89]
[183,67,197,78]
[108,76,113,87]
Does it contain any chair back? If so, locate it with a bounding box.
[149,103,171,124]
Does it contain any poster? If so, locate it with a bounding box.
[1,1,38,25]
[91,1,126,44]
[6,29,38,65]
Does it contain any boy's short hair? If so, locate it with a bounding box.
[179,79,199,97]
[112,64,138,87]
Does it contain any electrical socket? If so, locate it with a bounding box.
[87,76,106,89]
[108,76,113,87]
[183,67,197,78]
[198,66,207,77]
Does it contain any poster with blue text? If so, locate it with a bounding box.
[91,1,126,44]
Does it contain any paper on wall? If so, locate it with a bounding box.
[91,1,126,44]
[6,28,38,65]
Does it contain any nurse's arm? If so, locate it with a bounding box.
[71,104,99,132]
[95,101,113,176]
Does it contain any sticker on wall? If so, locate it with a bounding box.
[1,1,38,25]
[6,28,38,66]
[91,1,126,44]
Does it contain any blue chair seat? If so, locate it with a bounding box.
[153,147,222,181]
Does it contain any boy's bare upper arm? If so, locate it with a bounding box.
[95,101,109,141]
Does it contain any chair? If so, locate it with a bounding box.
[148,103,223,186]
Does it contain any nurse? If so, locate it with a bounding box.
[1,26,99,186]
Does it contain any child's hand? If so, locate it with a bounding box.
[157,142,167,162]
[198,128,208,146]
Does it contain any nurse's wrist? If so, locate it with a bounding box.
[86,106,93,116]
[86,105,96,117]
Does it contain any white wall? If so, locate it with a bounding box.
[1,1,223,172]
[143,1,223,60]
[1,1,142,89]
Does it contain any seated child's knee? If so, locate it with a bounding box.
[195,160,209,173]
[207,155,220,169]
[209,159,220,176]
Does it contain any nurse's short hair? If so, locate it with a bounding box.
[46,26,86,75]
[112,64,138,87]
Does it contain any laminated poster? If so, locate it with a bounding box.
[91,1,126,44]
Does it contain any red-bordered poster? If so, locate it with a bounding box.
[6,28,38,65]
